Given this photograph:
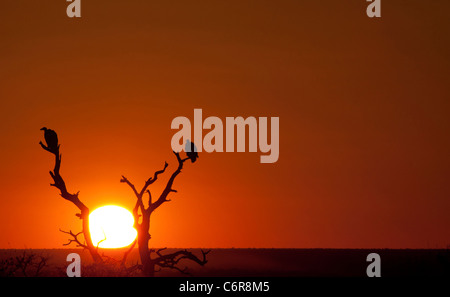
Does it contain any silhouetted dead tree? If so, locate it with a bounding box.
[121,150,209,276]
[40,128,102,263]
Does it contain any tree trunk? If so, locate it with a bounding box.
[138,212,154,276]
[139,243,154,277]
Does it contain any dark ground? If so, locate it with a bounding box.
[1,248,449,277]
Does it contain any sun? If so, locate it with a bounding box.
[89,205,137,249]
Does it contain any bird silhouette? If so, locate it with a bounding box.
[40,127,59,152]
[185,139,199,163]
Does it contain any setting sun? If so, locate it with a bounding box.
[89,205,137,249]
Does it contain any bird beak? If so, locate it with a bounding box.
[40,127,45,130]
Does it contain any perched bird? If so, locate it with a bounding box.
[40,127,59,152]
[185,139,199,163]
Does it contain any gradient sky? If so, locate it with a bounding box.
[0,1,449,249]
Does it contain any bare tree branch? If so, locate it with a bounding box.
[120,176,140,198]
[139,162,168,198]
[121,240,137,268]
[121,161,168,222]
[146,190,152,208]
[59,229,87,248]
[121,176,145,226]
[40,129,102,263]
[150,152,188,212]
[96,231,107,250]
[151,248,210,275]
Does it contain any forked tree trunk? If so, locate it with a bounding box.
[121,152,209,276]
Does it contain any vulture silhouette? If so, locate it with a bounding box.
[40,127,59,151]
[185,139,199,163]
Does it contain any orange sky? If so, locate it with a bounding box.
[0,1,449,249]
